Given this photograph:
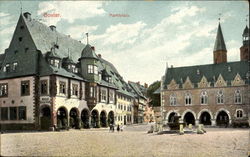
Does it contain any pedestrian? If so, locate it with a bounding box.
[117,124,120,132]
[109,124,112,132]
[120,123,123,132]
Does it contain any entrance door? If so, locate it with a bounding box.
[40,106,51,130]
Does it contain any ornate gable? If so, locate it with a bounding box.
[231,73,245,86]
[198,75,210,88]
[215,74,227,87]
[183,77,194,89]
[167,79,179,90]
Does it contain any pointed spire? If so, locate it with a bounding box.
[213,23,227,52]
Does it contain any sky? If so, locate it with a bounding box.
[0,1,249,85]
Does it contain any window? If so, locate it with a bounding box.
[88,65,98,74]
[13,62,18,71]
[18,106,26,120]
[21,81,30,96]
[185,93,192,105]
[234,90,242,104]
[20,25,24,29]
[217,90,224,104]
[25,48,29,53]
[59,81,66,94]
[236,110,243,118]
[10,107,17,120]
[170,94,177,106]
[18,37,23,42]
[88,65,94,74]
[101,88,107,102]
[200,91,208,105]
[109,90,114,103]
[40,80,48,95]
[89,86,95,98]
[4,64,10,72]
[54,59,60,68]
[50,59,54,65]
[94,65,98,74]
[1,107,8,120]
[0,83,8,97]
[72,84,78,96]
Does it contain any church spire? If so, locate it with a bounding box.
[213,20,227,64]
[213,23,227,52]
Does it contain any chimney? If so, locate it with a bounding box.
[144,83,148,88]
[91,46,95,51]
[23,12,31,21]
[49,25,56,31]
[98,54,101,58]
[171,65,173,68]
[137,81,140,85]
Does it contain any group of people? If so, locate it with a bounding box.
[109,124,124,132]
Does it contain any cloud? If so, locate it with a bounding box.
[0,12,16,53]
[65,25,98,40]
[90,5,223,84]
[37,1,106,26]
[91,21,146,48]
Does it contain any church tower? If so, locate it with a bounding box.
[240,25,250,61]
[213,23,227,64]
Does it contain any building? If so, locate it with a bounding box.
[128,81,148,123]
[0,12,142,130]
[159,22,249,127]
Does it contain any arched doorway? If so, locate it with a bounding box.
[183,112,195,125]
[100,111,107,127]
[91,110,99,128]
[216,111,229,126]
[81,109,90,128]
[69,108,79,129]
[57,107,68,129]
[108,111,114,125]
[40,106,51,130]
[199,112,211,125]
[168,112,177,123]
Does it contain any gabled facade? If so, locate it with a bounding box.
[0,12,141,130]
[160,22,250,127]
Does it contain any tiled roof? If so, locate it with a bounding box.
[163,61,249,89]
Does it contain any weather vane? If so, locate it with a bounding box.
[86,33,89,44]
[246,14,249,26]
[19,0,23,13]
[218,13,222,22]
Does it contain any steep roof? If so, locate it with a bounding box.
[243,25,249,36]
[80,44,98,60]
[129,81,147,99]
[214,23,227,52]
[97,56,134,97]
[163,61,249,89]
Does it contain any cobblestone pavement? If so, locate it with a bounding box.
[1,124,249,157]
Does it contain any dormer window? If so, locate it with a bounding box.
[20,25,24,29]
[18,37,23,42]
[4,64,10,72]
[54,59,60,68]
[13,62,18,71]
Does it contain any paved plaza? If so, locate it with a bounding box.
[1,124,249,157]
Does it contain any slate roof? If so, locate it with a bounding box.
[80,44,99,60]
[163,61,250,89]
[214,23,227,52]
[97,56,134,97]
[243,25,249,36]
[128,81,147,99]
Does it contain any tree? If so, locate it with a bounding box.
[146,81,161,107]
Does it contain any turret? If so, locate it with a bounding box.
[240,25,250,61]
